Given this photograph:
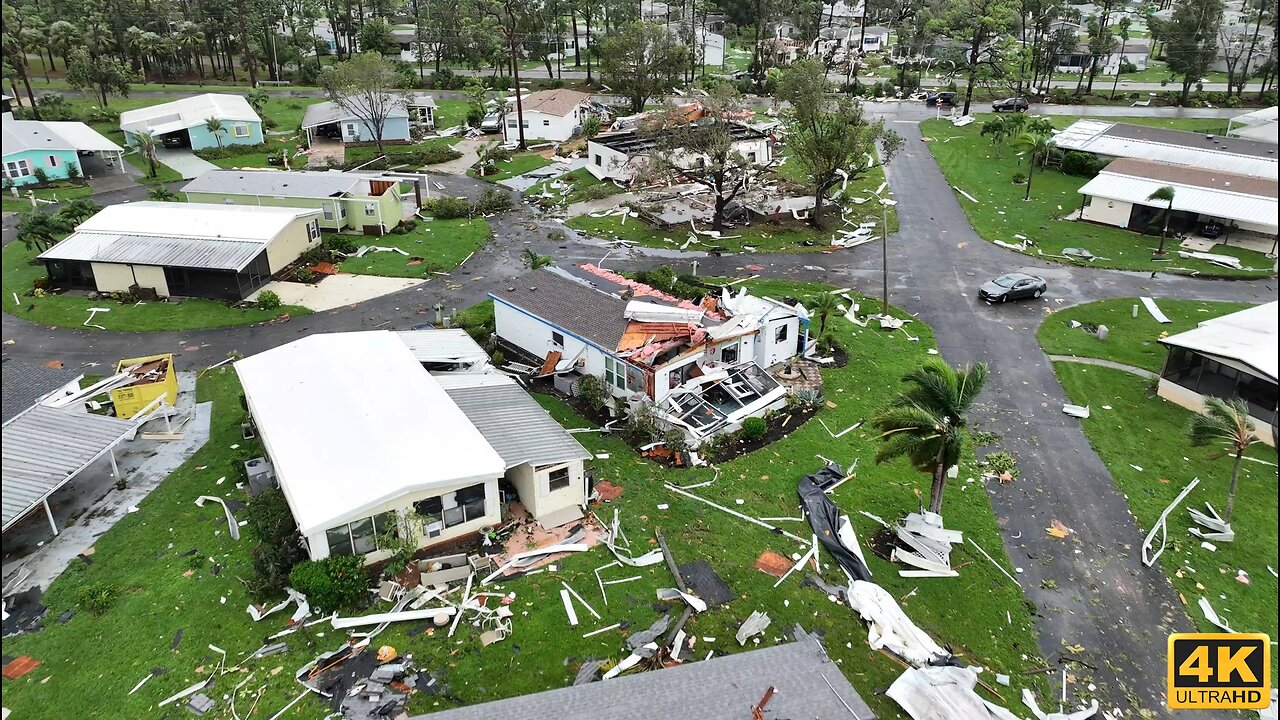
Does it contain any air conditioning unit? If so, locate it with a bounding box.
[244,457,277,496]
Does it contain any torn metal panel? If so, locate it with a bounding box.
[657,588,708,613]
[887,665,1021,720]
[1142,477,1200,566]
[846,581,948,667]
[194,495,241,540]
[330,606,456,630]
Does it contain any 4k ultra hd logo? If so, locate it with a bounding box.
[1168,633,1271,709]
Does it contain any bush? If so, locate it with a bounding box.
[428,68,467,90]
[256,290,282,310]
[422,196,472,219]
[32,167,49,185]
[473,187,513,215]
[298,245,331,266]
[490,349,506,366]
[194,143,271,160]
[740,416,768,442]
[244,488,306,597]
[418,144,464,165]
[75,582,120,614]
[1061,150,1104,177]
[578,183,616,201]
[582,115,602,139]
[576,373,610,412]
[64,161,82,181]
[622,402,665,445]
[289,555,369,612]
[983,450,1020,478]
[324,235,359,255]
[294,267,320,283]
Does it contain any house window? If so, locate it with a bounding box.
[322,205,335,221]
[47,155,60,168]
[413,495,444,535]
[445,484,487,527]
[594,154,602,166]
[507,119,518,128]
[774,324,789,343]
[340,205,348,218]
[548,466,571,492]
[324,511,399,556]
[720,344,738,364]
[542,119,550,126]
[364,202,376,217]
[4,160,31,178]
[747,152,757,163]
[551,331,564,348]
[307,220,320,240]
[232,123,250,138]
[604,356,628,392]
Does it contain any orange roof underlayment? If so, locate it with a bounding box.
[578,264,725,320]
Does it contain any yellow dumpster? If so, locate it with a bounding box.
[110,353,178,418]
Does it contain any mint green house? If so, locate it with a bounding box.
[181,170,419,236]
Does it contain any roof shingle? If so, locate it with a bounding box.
[489,269,630,349]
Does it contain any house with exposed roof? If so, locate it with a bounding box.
[1052,120,1278,179]
[301,93,437,146]
[1077,158,1278,238]
[38,201,323,301]
[585,123,771,183]
[234,330,592,562]
[181,169,417,235]
[2,114,125,186]
[119,94,263,151]
[504,89,591,143]
[408,631,876,720]
[1157,302,1277,444]
[490,265,806,443]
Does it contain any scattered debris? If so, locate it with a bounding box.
[798,477,872,581]
[888,665,1021,720]
[736,611,771,645]
[1140,297,1171,324]
[194,496,241,541]
[754,551,794,578]
[891,512,963,578]
[248,588,310,623]
[965,538,1022,588]
[1061,404,1090,419]
[1188,503,1235,543]
[846,581,948,666]
[1142,478,1200,566]
[2,656,40,680]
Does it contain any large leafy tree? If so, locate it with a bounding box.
[787,96,903,227]
[1188,397,1258,525]
[874,360,990,516]
[66,48,135,106]
[598,21,688,113]
[2,0,43,118]
[933,0,1017,115]
[1159,0,1225,105]
[320,53,410,153]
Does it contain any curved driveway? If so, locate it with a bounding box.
[3,104,1275,718]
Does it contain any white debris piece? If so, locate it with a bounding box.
[846,581,948,666]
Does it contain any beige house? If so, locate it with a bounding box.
[39,202,322,301]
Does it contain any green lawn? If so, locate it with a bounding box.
[1052,363,1278,678]
[1038,298,1257,372]
[342,138,463,170]
[2,183,93,214]
[0,283,1047,720]
[524,167,627,206]
[434,99,470,129]
[473,153,553,182]
[2,241,307,331]
[567,206,878,254]
[921,116,1273,278]
[207,150,309,170]
[334,218,491,277]
[774,154,900,234]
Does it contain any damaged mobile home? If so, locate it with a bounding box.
[234,329,592,564]
[490,265,810,444]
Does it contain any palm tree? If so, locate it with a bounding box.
[205,117,226,148]
[134,132,159,178]
[1016,131,1053,201]
[1188,397,1257,525]
[1148,185,1176,255]
[475,141,510,176]
[809,292,841,339]
[148,186,178,201]
[16,211,62,253]
[47,21,78,71]
[175,22,206,78]
[521,248,554,269]
[981,115,1011,159]
[246,87,269,116]
[56,198,101,228]
[873,360,989,515]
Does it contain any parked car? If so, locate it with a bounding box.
[925,91,958,107]
[1199,222,1224,239]
[978,273,1047,303]
[161,135,186,148]
[992,97,1030,112]
[479,111,502,133]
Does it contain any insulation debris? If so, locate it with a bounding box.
[736,611,771,645]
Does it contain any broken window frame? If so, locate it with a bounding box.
[774,323,789,344]
[547,466,571,492]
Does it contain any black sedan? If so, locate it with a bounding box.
[978,273,1047,303]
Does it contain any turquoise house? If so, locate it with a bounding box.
[2,113,126,186]
[119,93,263,152]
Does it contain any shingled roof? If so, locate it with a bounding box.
[1,360,82,425]
[489,268,630,349]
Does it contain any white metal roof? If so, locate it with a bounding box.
[1078,170,1278,233]
[300,93,435,129]
[119,94,260,135]
[1053,120,1278,179]
[2,406,141,530]
[41,122,124,152]
[74,202,320,241]
[1229,122,1278,145]
[1159,302,1278,383]
[183,169,364,198]
[3,119,122,156]
[234,331,505,536]
[40,232,269,271]
[396,329,490,366]
[436,373,592,470]
[1229,106,1278,128]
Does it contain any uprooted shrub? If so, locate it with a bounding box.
[75,581,120,615]
[288,554,369,612]
[473,187,513,215]
[245,488,307,597]
[422,196,473,220]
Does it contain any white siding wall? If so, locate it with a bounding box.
[586,142,634,180]
[1081,197,1133,227]
[1157,379,1276,447]
[532,460,586,518]
[760,315,800,368]
[493,299,614,391]
[265,215,322,273]
[503,109,581,143]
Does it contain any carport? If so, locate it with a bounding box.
[43,121,126,176]
[2,397,167,536]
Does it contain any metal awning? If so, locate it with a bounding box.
[2,406,144,531]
